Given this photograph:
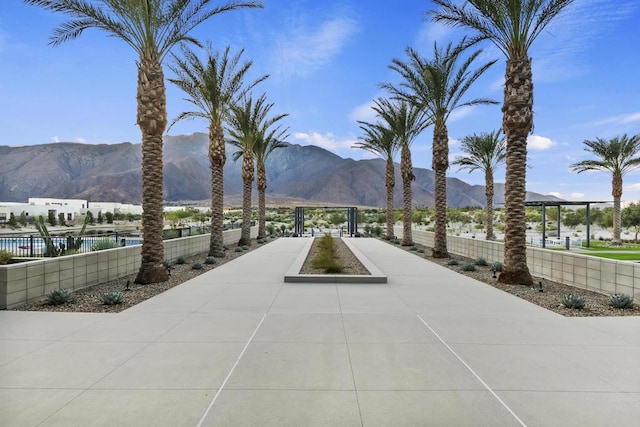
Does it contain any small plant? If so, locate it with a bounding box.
[0,249,12,265]
[562,293,585,310]
[102,291,124,305]
[176,256,186,265]
[409,246,418,252]
[241,245,249,251]
[462,263,476,272]
[610,293,634,309]
[474,257,488,266]
[163,260,172,268]
[417,248,425,253]
[447,259,459,266]
[490,262,503,272]
[45,289,73,305]
[91,238,118,251]
[204,256,216,265]
[234,247,243,252]
[192,262,203,270]
[391,238,400,245]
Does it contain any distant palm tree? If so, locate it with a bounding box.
[228,94,288,246]
[254,128,288,240]
[431,0,575,284]
[570,134,640,245]
[369,98,429,246]
[355,103,399,240]
[168,44,267,256]
[453,130,506,240]
[384,39,496,257]
[26,0,264,283]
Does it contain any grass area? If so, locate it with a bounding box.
[582,240,640,251]
[584,252,640,261]
[311,234,343,273]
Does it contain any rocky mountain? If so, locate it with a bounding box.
[0,133,561,208]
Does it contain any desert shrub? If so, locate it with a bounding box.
[45,289,73,305]
[447,259,459,266]
[91,238,118,251]
[562,293,585,309]
[176,256,186,265]
[391,238,400,245]
[0,249,12,265]
[462,263,476,272]
[475,257,488,266]
[241,245,249,251]
[490,262,503,272]
[311,234,343,273]
[409,246,418,252]
[163,260,172,268]
[204,256,216,265]
[417,248,425,253]
[234,247,243,252]
[192,263,203,270]
[102,291,124,305]
[610,293,634,309]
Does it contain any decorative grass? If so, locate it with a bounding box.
[311,234,343,274]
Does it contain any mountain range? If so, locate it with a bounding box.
[0,132,560,208]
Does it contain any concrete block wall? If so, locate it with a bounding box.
[0,227,257,309]
[395,226,639,300]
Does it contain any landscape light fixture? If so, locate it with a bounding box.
[539,281,543,293]
[492,267,497,279]
[125,280,130,291]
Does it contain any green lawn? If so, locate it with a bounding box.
[584,252,640,261]
[582,241,640,251]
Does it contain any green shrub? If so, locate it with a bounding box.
[447,259,459,266]
[102,291,124,305]
[91,238,118,251]
[45,289,73,305]
[562,293,585,309]
[417,248,425,253]
[391,238,400,244]
[409,246,418,252]
[204,256,216,265]
[163,260,172,268]
[490,262,503,272]
[462,263,476,272]
[176,256,186,265]
[311,234,343,273]
[474,257,488,266]
[234,247,243,252]
[192,262,203,270]
[241,245,249,251]
[0,249,12,265]
[610,293,634,309]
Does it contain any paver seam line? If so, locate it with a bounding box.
[337,283,365,427]
[195,312,268,427]
[416,314,528,427]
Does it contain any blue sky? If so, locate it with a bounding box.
[2,0,639,202]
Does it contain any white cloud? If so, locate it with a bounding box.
[448,138,460,147]
[570,192,585,199]
[548,192,562,198]
[293,131,358,153]
[527,135,555,151]
[272,16,359,78]
[448,106,475,123]
[416,22,455,49]
[625,183,640,192]
[349,99,378,122]
[591,111,640,127]
[51,136,60,143]
[75,137,87,144]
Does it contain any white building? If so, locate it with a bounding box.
[90,202,143,215]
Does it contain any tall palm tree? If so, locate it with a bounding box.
[26,0,263,283]
[168,44,267,256]
[254,122,288,240]
[370,98,429,246]
[570,134,640,245]
[384,40,496,258]
[431,0,575,284]
[453,129,506,240]
[354,104,399,240]
[228,94,288,246]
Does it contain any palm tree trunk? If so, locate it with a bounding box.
[499,57,534,286]
[400,143,413,246]
[239,151,254,246]
[209,122,226,257]
[257,161,267,239]
[432,123,449,258]
[385,157,395,240]
[612,173,622,245]
[485,172,495,240]
[134,59,168,284]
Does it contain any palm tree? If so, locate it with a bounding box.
[168,44,267,256]
[384,40,496,257]
[570,134,640,245]
[369,98,429,246]
[354,103,399,240]
[228,94,288,246]
[453,130,506,240]
[431,0,575,284]
[254,124,288,240]
[27,0,263,283]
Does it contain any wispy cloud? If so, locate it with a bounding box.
[449,106,475,123]
[625,183,640,192]
[271,15,359,79]
[349,99,378,122]
[51,136,60,143]
[549,191,562,198]
[591,112,640,127]
[527,135,555,151]
[570,192,585,199]
[293,131,359,154]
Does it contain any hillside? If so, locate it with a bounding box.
[0,133,561,208]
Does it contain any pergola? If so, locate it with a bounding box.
[294,206,359,236]
[524,200,610,248]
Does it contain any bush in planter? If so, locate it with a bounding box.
[0,249,12,265]
[610,293,634,309]
[45,289,73,305]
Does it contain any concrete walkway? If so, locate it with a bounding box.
[1,238,639,426]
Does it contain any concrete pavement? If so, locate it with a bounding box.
[1,237,639,426]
